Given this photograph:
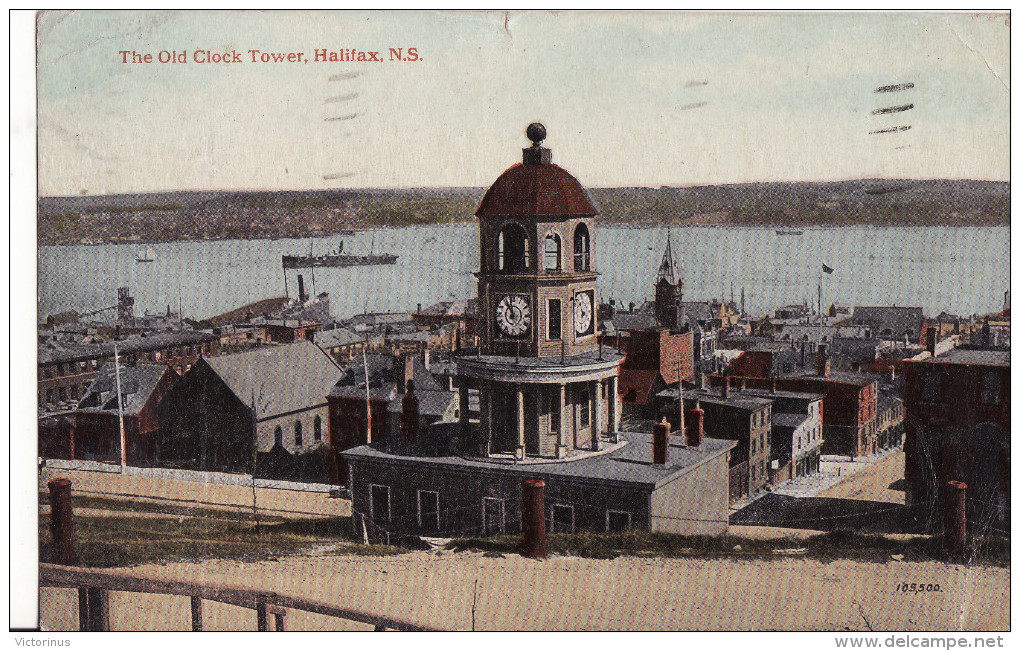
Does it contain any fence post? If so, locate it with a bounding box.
[190,596,203,631]
[944,480,967,558]
[47,478,77,565]
[256,595,270,631]
[521,479,547,559]
[79,587,110,631]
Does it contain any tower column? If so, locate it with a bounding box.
[459,383,472,451]
[516,386,526,460]
[556,383,568,458]
[591,379,601,451]
[608,374,619,438]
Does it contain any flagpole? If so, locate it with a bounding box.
[114,343,127,473]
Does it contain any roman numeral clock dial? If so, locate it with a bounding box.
[495,295,531,338]
[574,291,593,336]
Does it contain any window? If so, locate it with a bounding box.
[497,223,529,273]
[294,421,303,446]
[313,415,323,442]
[370,485,391,523]
[607,510,631,532]
[418,490,440,533]
[274,426,283,447]
[980,371,1001,406]
[921,369,942,404]
[547,393,561,434]
[548,299,562,340]
[573,223,590,271]
[544,233,561,271]
[483,498,505,536]
[551,504,575,533]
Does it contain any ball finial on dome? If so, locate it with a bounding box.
[526,122,546,147]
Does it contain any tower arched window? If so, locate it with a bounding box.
[544,233,562,271]
[294,420,303,447]
[314,415,322,442]
[497,223,529,273]
[573,223,590,271]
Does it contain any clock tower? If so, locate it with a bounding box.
[456,124,623,460]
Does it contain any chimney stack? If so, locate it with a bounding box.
[926,328,937,356]
[652,418,670,464]
[401,380,419,445]
[685,401,704,447]
[722,375,730,399]
[297,275,308,304]
[815,353,830,378]
[396,352,414,394]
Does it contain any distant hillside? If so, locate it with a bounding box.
[37,179,1008,245]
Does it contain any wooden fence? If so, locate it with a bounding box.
[39,563,443,631]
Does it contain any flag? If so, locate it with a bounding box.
[822,263,834,274]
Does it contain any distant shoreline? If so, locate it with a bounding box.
[37,179,1010,246]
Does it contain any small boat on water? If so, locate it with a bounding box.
[776,229,804,236]
[136,246,155,262]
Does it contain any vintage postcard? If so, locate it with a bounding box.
[19,9,1010,638]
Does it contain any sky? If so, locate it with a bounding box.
[34,10,1011,195]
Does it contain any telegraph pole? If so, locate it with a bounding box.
[114,343,127,473]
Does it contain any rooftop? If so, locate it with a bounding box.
[772,412,810,431]
[343,430,734,490]
[927,348,1010,367]
[657,387,772,412]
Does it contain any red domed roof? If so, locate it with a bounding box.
[476,163,598,218]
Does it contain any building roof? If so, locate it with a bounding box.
[330,352,444,400]
[314,326,365,348]
[612,312,659,332]
[928,349,1010,367]
[38,329,217,365]
[77,363,173,415]
[740,387,824,402]
[204,340,342,419]
[476,162,597,218]
[849,306,924,339]
[658,388,772,412]
[343,431,735,490]
[772,412,810,431]
[386,389,457,418]
[618,369,662,405]
[417,299,477,317]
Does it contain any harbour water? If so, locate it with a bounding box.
[38,225,1010,322]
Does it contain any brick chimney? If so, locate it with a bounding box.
[401,380,420,445]
[722,375,730,399]
[652,418,670,464]
[815,352,830,378]
[685,401,703,447]
[396,352,414,394]
[926,328,937,356]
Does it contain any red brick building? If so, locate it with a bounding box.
[67,363,179,465]
[902,349,1009,528]
[616,328,694,412]
[711,362,878,458]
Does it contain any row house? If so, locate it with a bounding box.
[38,329,218,413]
[902,348,1009,528]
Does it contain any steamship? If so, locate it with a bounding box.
[282,240,398,269]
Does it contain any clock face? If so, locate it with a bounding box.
[574,291,593,335]
[495,295,531,337]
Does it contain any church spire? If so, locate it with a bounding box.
[657,230,679,286]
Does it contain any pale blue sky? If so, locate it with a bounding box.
[36,10,1010,195]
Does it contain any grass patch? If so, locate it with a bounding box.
[39,491,273,522]
[449,529,1010,567]
[40,512,406,568]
